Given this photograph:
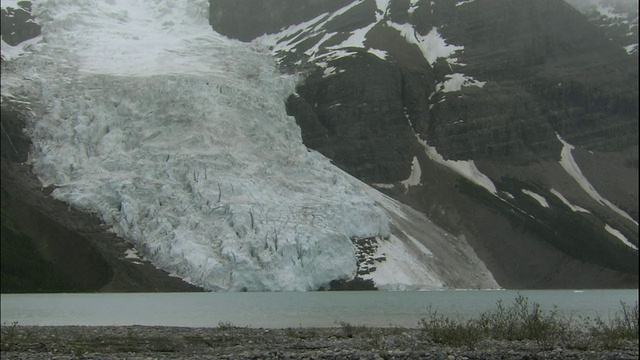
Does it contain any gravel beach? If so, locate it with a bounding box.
[1,325,638,359]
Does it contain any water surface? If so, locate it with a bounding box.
[1,290,637,328]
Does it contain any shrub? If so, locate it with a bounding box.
[419,306,482,349]
[591,301,639,349]
[419,294,611,350]
[217,321,236,330]
[338,321,370,338]
[0,322,19,352]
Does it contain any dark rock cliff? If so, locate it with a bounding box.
[0,1,40,47]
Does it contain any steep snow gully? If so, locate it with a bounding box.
[1,0,498,291]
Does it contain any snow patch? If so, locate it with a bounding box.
[323,66,341,78]
[1,36,42,62]
[368,48,388,60]
[388,23,464,66]
[521,189,549,208]
[361,234,444,290]
[329,22,376,50]
[437,73,486,93]
[605,224,638,250]
[401,156,422,189]
[356,182,499,290]
[415,136,497,195]
[304,32,335,57]
[456,0,476,6]
[624,43,638,54]
[374,0,390,21]
[372,183,395,189]
[550,189,590,213]
[408,0,420,15]
[124,248,142,260]
[256,0,368,63]
[556,134,638,226]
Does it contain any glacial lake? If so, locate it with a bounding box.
[1,290,637,328]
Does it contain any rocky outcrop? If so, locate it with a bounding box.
[0,1,40,47]
[287,55,418,183]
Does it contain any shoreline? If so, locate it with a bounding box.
[2,324,638,359]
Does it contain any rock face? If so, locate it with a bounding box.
[0,1,40,47]
[565,0,638,55]
[211,0,639,288]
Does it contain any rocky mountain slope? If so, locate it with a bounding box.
[566,0,638,54]
[211,0,639,288]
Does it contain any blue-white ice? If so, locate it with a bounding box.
[2,0,391,291]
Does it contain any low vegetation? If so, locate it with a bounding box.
[419,294,639,350]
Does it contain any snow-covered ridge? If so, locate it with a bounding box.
[2,0,395,291]
[255,0,485,90]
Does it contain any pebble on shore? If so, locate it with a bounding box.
[1,325,639,359]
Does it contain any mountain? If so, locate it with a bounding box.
[210,0,639,288]
[0,0,637,292]
[565,0,638,55]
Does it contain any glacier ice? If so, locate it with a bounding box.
[2,0,390,291]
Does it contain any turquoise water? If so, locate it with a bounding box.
[1,290,637,328]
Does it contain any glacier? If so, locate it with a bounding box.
[1,0,499,291]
